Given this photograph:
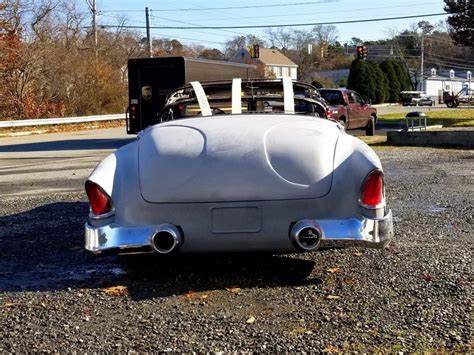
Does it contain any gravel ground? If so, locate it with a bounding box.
[0,145,472,352]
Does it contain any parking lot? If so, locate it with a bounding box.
[0,127,472,352]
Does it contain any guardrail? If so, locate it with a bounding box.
[0,114,123,128]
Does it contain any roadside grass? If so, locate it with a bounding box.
[379,110,474,127]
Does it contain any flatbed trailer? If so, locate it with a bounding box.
[126,57,257,133]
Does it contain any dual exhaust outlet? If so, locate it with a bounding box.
[151,224,183,254]
[151,219,323,254]
[290,220,323,251]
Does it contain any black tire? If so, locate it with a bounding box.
[365,116,375,136]
[446,100,454,108]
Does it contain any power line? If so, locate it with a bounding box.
[424,59,474,70]
[181,2,440,23]
[425,52,474,64]
[145,1,339,12]
[96,12,449,30]
[152,34,226,45]
[150,13,246,36]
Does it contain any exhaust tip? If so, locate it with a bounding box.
[290,220,323,251]
[151,224,183,254]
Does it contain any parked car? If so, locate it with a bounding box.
[318,88,377,136]
[85,78,393,256]
[400,91,434,106]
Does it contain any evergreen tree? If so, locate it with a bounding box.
[393,61,413,91]
[348,59,371,101]
[444,0,473,46]
[368,60,389,104]
[348,59,389,104]
[380,59,401,102]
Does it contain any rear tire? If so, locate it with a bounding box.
[366,116,375,136]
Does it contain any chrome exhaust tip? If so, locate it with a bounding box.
[290,220,323,251]
[151,224,183,254]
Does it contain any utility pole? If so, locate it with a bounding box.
[91,0,98,62]
[420,32,424,92]
[145,7,152,58]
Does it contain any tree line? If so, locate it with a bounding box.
[0,0,470,119]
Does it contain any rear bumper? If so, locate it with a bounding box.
[85,210,393,255]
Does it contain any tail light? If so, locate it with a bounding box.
[85,180,113,217]
[325,108,333,119]
[360,170,384,208]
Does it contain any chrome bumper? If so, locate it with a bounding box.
[85,210,393,255]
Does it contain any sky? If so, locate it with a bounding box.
[93,0,450,48]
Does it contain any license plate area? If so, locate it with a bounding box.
[210,207,261,234]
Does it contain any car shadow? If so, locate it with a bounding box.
[0,202,321,300]
[0,138,136,153]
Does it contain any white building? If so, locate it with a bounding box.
[229,48,298,79]
[424,69,473,101]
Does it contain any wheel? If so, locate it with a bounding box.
[446,100,454,108]
[365,116,375,136]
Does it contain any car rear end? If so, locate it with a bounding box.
[84,115,393,256]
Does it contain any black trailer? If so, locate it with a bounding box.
[126,57,257,134]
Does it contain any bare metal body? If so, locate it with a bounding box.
[85,114,393,255]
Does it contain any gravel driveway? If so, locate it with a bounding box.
[0,144,472,352]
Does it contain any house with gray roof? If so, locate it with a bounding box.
[229,47,298,79]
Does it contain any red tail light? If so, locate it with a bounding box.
[85,181,113,216]
[325,108,333,119]
[360,171,384,208]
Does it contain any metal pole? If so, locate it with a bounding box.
[146,7,152,58]
[92,0,98,62]
[420,32,424,92]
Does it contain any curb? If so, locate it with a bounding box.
[387,129,474,148]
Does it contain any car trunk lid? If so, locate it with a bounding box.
[138,115,339,203]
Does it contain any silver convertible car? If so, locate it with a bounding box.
[85,78,393,255]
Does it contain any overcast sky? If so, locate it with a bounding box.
[94,0,449,48]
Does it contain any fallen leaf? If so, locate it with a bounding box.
[102,285,128,296]
[353,251,363,256]
[1,302,19,308]
[246,316,256,324]
[326,267,341,274]
[184,291,209,300]
[420,274,433,282]
[288,326,306,337]
[322,345,338,353]
[326,295,340,300]
[227,287,241,294]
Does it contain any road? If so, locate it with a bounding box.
[0,127,472,352]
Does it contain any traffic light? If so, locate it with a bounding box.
[363,46,368,59]
[356,46,364,59]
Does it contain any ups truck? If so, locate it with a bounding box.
[126,57,257,134]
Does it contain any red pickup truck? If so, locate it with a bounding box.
[319,89,377,136]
